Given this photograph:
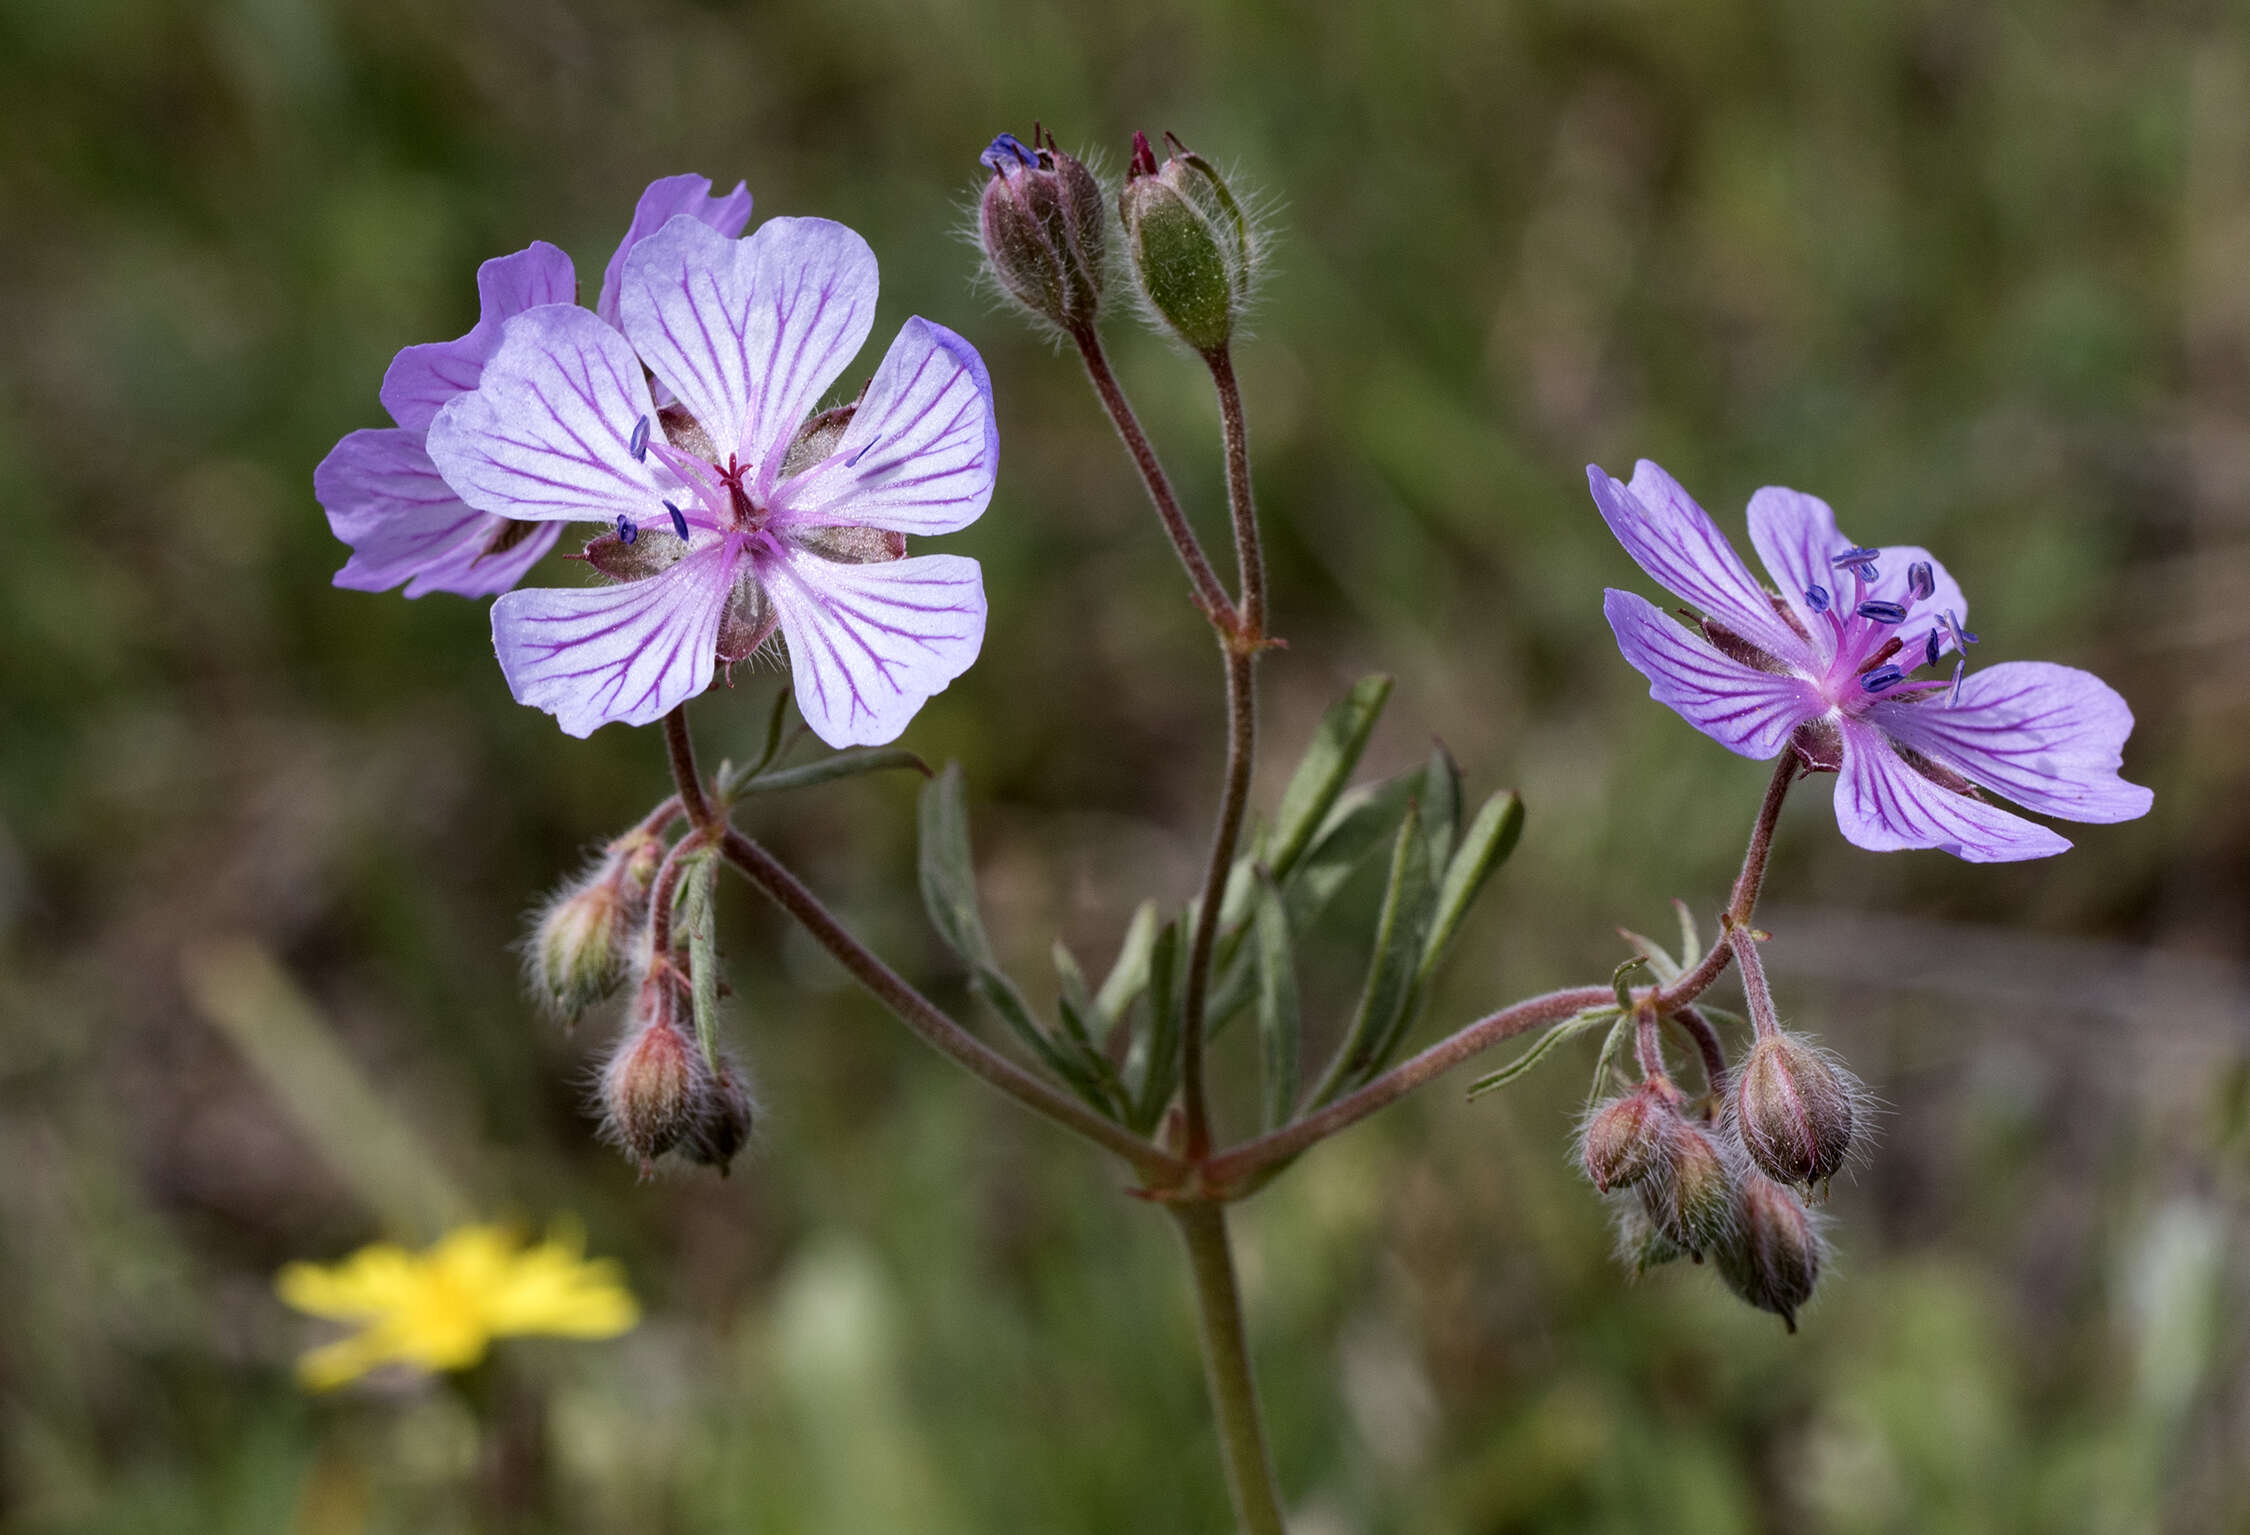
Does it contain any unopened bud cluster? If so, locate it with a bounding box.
[1580,1027,1864,1331]
[975,125,1261,355]
[525,819,755,1176]
[598,980,758,1176]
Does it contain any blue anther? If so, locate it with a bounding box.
[1832,545,1879,568]
[1949,657,1965,704]
[1925,631,1942,669]
[1945,609,1980,646]
[629,414,650,461]
[844,432,883,469]
[1857,599,1908,624]
[980,133,1039,173]
[1908,560,1934,601]
[1862,665,1906,693]
[664,501,690,540]
[616,514,638,545]
[1805,584,1831,614]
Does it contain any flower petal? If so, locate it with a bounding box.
[1604,589,1825,759]
[762,547,986,747]
[1869,660,2152,824]
[617,215,877,472]
[1833,716,2071,862]
[490,550,731,736]
[380,243,577,432]
[316,428,562,598]
[1590,462,1813,670]
[595,174,753,329]
[426,305,675,525]
[769,317,997,536]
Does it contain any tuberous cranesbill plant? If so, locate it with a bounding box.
[317,142,2154,1534]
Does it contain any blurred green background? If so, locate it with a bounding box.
[2,0,2246,1529]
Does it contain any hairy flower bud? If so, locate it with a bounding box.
[1714,1172,1824,1331]
[1732,1031,1860,1188]
[1611,1199,1688,1276]
[1117,131,1255,354]
[600,1012,707,1170]
[977,128,1107,332]
[1580,1084,1670,1192]
[682,1058,757,1172]
[527,828,663,1020]
[1638,1118,1737,1256]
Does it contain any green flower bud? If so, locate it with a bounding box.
[1580,1083,1669,1193]
[1117,130,1255,355]
[1713,1172,1824,1331]
[977,129,1108,332]
[527,828,663,1020]
[1732,1031,1860,1189]
[1638,1118,1738,1256]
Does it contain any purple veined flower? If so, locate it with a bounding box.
[1589,460,2153,863]
[426,214,996,747]
[315,175,754,598]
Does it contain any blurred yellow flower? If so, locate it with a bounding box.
[276,1223,639,1390]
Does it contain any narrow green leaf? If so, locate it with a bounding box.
[1418,741,1463,875]
[1417,790,1524,983]
[677,850,723,1071]
[1672,898,1703,972]
[1588,1012,1633,1104]
[1264,675,1393,884]
[1250,873,1301,1130]
[916,764,995,970]
[1051,940,1097,1041]
[1096,900,1160,1026]
[972,966,1115,1115]
[1310,797,1435,1104]
[750,684,796,776]
[1467,1006,1620,1098]
[1130,918,1185,1133]
[1616,928,1682,986]
[745,747,931,795]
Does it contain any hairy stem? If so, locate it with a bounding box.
[1647,754,1799,1010]
[1067,321,1235,630]
[1729,924,1782,1040]
[1179,647,1256,1161]
[1206,346,1266,642]
[1667,1004,1729,1088]
[1202,986,1611,1190]
[714,827,1186,1182]
[663,709,715,830]
[1170,1202,1288,1535]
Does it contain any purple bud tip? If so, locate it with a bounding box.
[616,514,638,545]
[629,414,650,461]
[663,501,690,540]
[1128,130,1159,179]
[1908,560,1935,600]
[1805,584,1830,614]
[1925,631,1942,668]
[1862,665,1906,693]
[1856,599,1908,624]
[980,133,1038,173]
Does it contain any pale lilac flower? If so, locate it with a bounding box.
[316,175,753,598]
[427,215,995,746]
[1590,460,2152,862]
